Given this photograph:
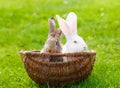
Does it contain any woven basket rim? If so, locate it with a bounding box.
[20,50,96,64]
[20,50,96,56]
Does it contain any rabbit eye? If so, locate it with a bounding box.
[74,41,77,43]
[56,41,59,45]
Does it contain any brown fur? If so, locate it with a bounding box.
[41,17,63,62]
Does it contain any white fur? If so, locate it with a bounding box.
[56,12,88,62]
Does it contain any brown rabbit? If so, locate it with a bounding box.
[41,17,63,62]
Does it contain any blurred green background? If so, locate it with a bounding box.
[0,0,120,88]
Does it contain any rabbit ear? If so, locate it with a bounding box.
[57,29,62,36]
[66,12,77,35]
[56,15,71,38]
[49,17,56,33]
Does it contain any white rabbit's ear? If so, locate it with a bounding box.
[56,15,71,37]
[49,17,56,33]
[66,12,77,35]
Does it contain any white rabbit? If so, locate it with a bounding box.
[56,12,88,61]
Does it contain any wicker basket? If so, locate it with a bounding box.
[20,50,96,86]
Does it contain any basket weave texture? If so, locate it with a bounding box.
[20,50,96,86]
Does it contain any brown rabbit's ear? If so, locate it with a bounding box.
[57,29,62,36]
[49,17,56,33]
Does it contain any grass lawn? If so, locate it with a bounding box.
[0,0,120,88]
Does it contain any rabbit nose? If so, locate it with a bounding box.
[46,47,56,53]
[83,47,87,50]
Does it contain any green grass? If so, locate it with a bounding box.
[0,0,120,88]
